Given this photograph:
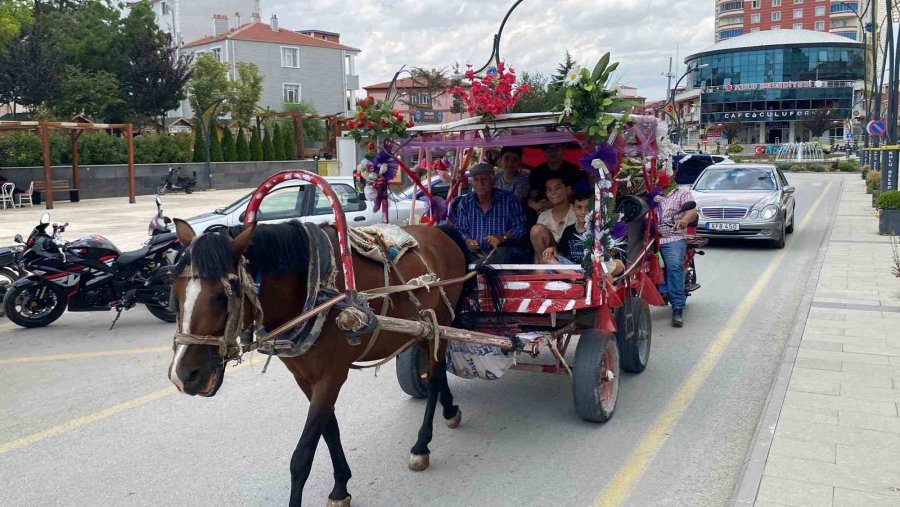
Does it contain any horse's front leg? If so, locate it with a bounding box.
[408,357,447,471]
[289,381,341,507]
[322,413,352,506]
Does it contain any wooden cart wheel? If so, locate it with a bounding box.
[395,346,429,399]
[615,295,652,373]
[573,330,620,423]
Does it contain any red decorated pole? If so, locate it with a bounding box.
[243,170,356,292]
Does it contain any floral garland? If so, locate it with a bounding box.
[578,145,626,273]
[449,62,531,119]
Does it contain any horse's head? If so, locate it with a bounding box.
[167,219,255,397]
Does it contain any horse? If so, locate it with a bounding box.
[166,218,470,506]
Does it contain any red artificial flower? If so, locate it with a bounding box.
[346,120,356,129]
[407,120,415,128]
[366,121,375,129]
[367,96,375,105]
[367,142,376,151]
[357,111,366,121]
[356,99,367,108]
[396,114,404,122]
[380,119,389,128]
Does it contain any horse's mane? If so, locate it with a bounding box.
[185,221,311,280]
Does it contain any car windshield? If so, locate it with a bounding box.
[216,191,253,214]
[694,167,777,191]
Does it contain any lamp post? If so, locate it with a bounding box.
[669,63,708,146]
[201,96,228,190]
[469,0,527,75]
[835,1,873,164]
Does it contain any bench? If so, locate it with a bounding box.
[33,180,79,205]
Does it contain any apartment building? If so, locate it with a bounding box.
[715,0,871,42]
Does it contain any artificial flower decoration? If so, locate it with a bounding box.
[556,52,624,142]
[346,97,411,152]
[561,67,583,87]
[449,62,531,120]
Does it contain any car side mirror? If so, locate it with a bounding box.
[783,186,795,194]
[14,234,24,244]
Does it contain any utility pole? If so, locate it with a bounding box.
[886,0,900,190]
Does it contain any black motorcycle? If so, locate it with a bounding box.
[3,208,182,328]
[0,244,24,317]
[157,167,197,195]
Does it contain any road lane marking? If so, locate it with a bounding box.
[595,182,834,507]
[0,353,268,456]
[0,346,170,365]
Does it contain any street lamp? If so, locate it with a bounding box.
[201,96,228,190]
[669,63,708,146]
[468,0,527,75]
[834,1,873,164]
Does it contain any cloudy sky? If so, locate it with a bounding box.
[262,0,715,102]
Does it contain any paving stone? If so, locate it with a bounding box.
[833,488,900,507]
[794,367,895,389]
[838,411,900,435]
[783,391,898,417]
[780,404,839,425]
[843,343,900,357]
[757,476,834,506]
[840,384,900,403]
[790,373,841,396]
[795,357,843,372]
[801,340,845,352]
[764,454,900,497]
[770,434,836,463]
[776,419,900,452]
[814,297,884,306]
[797,348,890,366]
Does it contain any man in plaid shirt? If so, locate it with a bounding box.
[450,163,528,263]
[657,185,699,327]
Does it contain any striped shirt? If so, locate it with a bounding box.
[451,189,526,251]
[656,186,695,245]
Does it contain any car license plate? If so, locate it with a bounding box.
[707,222,740,231]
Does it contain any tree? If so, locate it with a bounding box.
[221,126,236,161]
[802,107,838,140]
[262,126,275,161]
[283,101,325,142]
[0,0,33,50]
[721,121,743,143]
[510,72,560,113]
[192,120,205,162]
[282,122,296,160]
[37,0,124,77]
[272,123,285,160]
[208,118,223,162]
[249,126,263,161]
[187,53,230,119]
[0,24,63,110]
[120,3,192,123]
[551,50,577,89]
[48,65,122,119]
[396,67,458,108]
[235,126,250,161]
[228,62,264,127]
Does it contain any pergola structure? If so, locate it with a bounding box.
[0,120,136,209]
[253,112,345,160]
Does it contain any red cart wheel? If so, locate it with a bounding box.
[573,330,620,422]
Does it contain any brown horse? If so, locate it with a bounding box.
[167,218,468,506]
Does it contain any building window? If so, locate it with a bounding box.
[815,6,824,15]
[815,20,825,30]
[751,13,761,23]
[407,93,432,106]
[836,31,858,40]
[831,19,850,28]
[283,84,301,103]
[750,0,760,7]
[718,28,744,40]
[751,27,760,32]
[772,0,781,5]
[831,2,858,13]
[772,11,781,20]
[210,47,222,62]
[793,22,803,29]
[793,8,803,18]
[719,1,744,13]
[281,47,300,68]
[772,24,781,29]
[794,0,802,3]
[160,1,169,15]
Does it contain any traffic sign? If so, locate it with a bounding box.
[867,119,887,137]
[755,145,766,155]
[844,131,853,141]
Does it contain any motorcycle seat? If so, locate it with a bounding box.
[148,232,176,246]
[117,246,151,266]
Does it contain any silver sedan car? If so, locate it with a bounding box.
[691,164,796,248]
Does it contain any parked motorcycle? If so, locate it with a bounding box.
[0,244,24,317]
[659,201,706,304]
[157,167,197,195]
[2,208,182,328]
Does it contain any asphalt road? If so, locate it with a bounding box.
[0,173,842,507]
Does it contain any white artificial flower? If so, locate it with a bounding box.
[562,68,582,87]
[591,158,610,179]
[563,97,573,116]
[378,163,389,175]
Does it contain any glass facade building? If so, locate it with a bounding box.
[681,30,864,144]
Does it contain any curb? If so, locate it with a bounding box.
[730,176,845,506]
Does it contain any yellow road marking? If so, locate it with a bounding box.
[595,182,834,507]
[0,346,170,365]
[0,353,268,456]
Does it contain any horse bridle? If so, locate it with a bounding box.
[171,259,263,364]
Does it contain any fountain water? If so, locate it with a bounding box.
[775,142,825,163]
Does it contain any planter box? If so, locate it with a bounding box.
[879,209,900,235]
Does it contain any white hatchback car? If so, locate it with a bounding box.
[184,176,416,233]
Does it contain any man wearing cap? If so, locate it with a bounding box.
[450,162,528,263]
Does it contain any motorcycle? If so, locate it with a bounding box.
[0,244,25,316]
[659,201,706,304]
[2,203,182,329]
[157,167,197,195]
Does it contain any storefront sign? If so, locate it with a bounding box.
[714,110,819,121]
[723,80,825,92]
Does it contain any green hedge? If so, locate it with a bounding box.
[876,190,900,210]
[777,160,861,173]
[0,132,192,167]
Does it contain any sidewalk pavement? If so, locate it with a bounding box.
[735,175,900,506]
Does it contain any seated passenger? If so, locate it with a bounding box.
[530,177,576,263]
[493,146,530,205]
[449,163,528,263]
[526,143,586,215]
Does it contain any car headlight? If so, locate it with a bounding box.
[761,204,779,220]
[748,209,760,219]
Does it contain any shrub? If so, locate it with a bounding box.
[867,170,882,192]
[235,127,250,161]
[726,143,744,155]
[192,121,206,162]
[78,133,126,165]
[0,132,68,166]
[262,127,275,161]
[221,127,236,162]
[208,119,224,163]
[282,123,296,160]
[134,135,164,164]
[160,134,193,163]
[272,123,286,160]
[249,127,263,161]
[876,190,900,210]
[837,160,860,172]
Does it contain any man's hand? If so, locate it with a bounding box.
[485,235,504,248]
[674,219,689,230]
[541,246,557,262]
[465,239,481,252]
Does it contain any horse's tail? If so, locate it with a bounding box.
[435,224,504,328]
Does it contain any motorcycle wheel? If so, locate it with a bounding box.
[3,281,67,328]
[0,268,20,317]
[145,303,177,323]
[157,185,168,195]
[184,187,194,194]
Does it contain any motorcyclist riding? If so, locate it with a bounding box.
[657,183,700,328]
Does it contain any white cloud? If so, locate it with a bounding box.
[262,0,714,101]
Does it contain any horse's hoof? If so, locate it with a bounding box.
[326,496,351,507]
[446,408,462,429]
[408,452,430,471]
